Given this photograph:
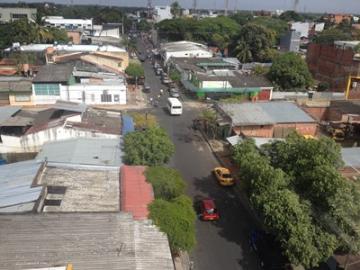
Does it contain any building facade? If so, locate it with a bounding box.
[44,16,93,31]
[307,42,360,96]
[0,7,37,23]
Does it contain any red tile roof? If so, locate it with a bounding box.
[120,166,154,220]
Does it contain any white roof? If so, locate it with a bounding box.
[161,41,209,52]
[7,44,126,53]
[167,97,182,106]
[226,135,284,147]
[44,17,93,24]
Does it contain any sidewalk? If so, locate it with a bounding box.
[173,251,192,270]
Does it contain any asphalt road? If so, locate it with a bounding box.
[137,37,260,270]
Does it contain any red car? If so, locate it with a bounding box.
[200,199,220,221]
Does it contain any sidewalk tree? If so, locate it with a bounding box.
[123,127,175,166]
[125,61,144,86]
[145,166,186,200]
[149,195,196,253]
[169,69,181,82]
[313,28,352,44]
[268,52,313,90]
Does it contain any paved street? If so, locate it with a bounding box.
[136,37,260,270]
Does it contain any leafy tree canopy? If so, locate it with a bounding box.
[230,23,276,63]
[145,166,186,201]
[268,52,313,90]
[125,61,145,78]
[313,28,352,44]
[149,195,196,253]
[252,17,289,41]
[279,10,304,22]
[170,1,182,18]
[232,138,343,268]
[123,126,175,166]
[0,19,69,49]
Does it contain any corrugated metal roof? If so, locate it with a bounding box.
[219,101,315,126]
[342,147,360,168]
[0,105,22,125]
[52,100,87,113]
[36,138,122,167]
[122,115,134,135]
[0,160,43,213]
[0,212,174,270]
[33,64,73,83]
[121,166,153,220]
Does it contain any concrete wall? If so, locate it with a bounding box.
[0,7,37,23]
[164,50,213,62]
[9,92,34,106]
[232,122,317,138]
[80,51,129,72]
[66,31,82,44]
[233,125,274,137]
[202,80,232,88]
[62,83,126,105]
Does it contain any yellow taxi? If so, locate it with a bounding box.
[213,167,235,186]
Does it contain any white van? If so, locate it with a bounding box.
[167,97,182,115]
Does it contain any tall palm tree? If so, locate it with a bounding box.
[234,40,252,63]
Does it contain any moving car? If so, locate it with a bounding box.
[169,88,180,98]
[213,167,235,186]
[200,198,219,221]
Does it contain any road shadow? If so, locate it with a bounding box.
[192,174,261,270]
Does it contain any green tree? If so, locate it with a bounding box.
[145,166,186,200]
[279,10,304,22]
[125,61,144,86]
[123,127,175,166]
[231,23,276,63]
[128,112,158,130]
[313,28,352,44]
[137,19,152,32]
[169,69,181,82]
[252,17,289,42]
[232,138,338,268]
[149,195,196,253]
[229,12,253,25]
[268,52,313,90]
[170,1,182,18]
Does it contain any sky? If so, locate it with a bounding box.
[1,0,360,14]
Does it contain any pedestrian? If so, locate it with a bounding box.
[149,97,153,104]
[160,89,164,95]
[157,94,161,99]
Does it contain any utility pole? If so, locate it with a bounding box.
[225,0,229,16]
[193,0,197,13]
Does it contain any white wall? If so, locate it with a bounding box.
[291,22,310,38]
[92,27,120,38]
[154,6,172,23]
[32,83,61,105]
[202,80,233,89]
[44,18,93,30]
[61,83,126,105]
[165,50,213,62]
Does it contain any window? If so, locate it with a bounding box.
[34,84,60,96]
[114,95,119,102]
[15,94,31,102]
[101,91,112,102]
[11,13,28,19]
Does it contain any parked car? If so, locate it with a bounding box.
[143,85,151,93]
[162,76,171,84]
[169,88,180,98]
[155,68,163,76]
[249,230,292,269]
[199,198,219,221]
[213,167,235,186]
